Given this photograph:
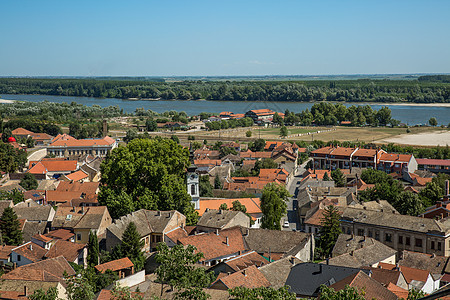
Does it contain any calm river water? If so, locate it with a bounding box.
[1,94,450,126]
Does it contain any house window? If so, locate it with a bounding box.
[375,231,380,241]
[385,233,392,243]
[315,228,319,234]
[431,241,435,250]
[17,255,21,262]
[77,233,82,241]
[368,230,373,238]
[438,242,442,251]
[309,227,312,233]
[191,184,196,195]
[406,237,411,246]
[357,229,364,236]
[346,228,351,235]
[399,236,403,244]
[415,238,423,248]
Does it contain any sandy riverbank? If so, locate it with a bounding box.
[379,130,450,146]
[0,99,15,103]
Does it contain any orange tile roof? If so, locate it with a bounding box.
[240,150,272,159]
[353,148,378,158]
[45,240,86,262]
[259,168,289,182]
[197,198,262,216]
[95,257,134,273]
[249,109,275,116]
[178,227,246,261]
[264,141,285,151]
[28,160,78,174]
[32,234,53,243]
[386,283,409,299]
[165,227,188,244]
[330,147,356,156]
[65,170,89,182]
[215,265,270,289]
[0,245,15,260]
[194,159,222,167]
[223,251,268,272]
[225,178,282,191]
[311,146,335,155]
[56,181,99,194]
[12,128,34,136]
[30,132,53,141]
[231,113,245,119]
[12,242,47,262]
[379,153,413,163]
[49,134,116,147]
[47,191,82,203]
[44,229,74,241]
[378,262,430,283]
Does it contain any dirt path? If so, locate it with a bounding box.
[379,130,450,146]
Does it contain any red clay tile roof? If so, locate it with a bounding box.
[311,146,335,155]
[46,191,82,204]
[194,159,222,167]
[45,240,86,262]
[215,265,270,289]
[178,227,246,262]
[23,190,45,201]
[95,257,134,273]
[330,147,356,156]
[12,128,34,136]
[32,233,53,243]
[197,198,261,216]
[12,242,47,262]
[97,289,144,300]
[165,227,188,244]
[224,178,282,191]
[264,141,285,151]
[28,160,78,174]
[416,158,450,167]
[223,251,268,272]
[379,153,413,163]
[1,256,75,283]
[65,170,89,182]
[378,262,430,283]
[44,229,75,241]
[330,270,397,300]
[386,283,409,299]
[240,150,272,159]
[0,245,15,260]
[353,148,378,158]
[56,181,99,194]
[50,134,116,147]
[30,132,53,141]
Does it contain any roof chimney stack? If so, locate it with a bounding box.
[23,286,28,297]
[226,236,229,246]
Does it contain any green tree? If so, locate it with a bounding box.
[171,135,180,144]
[273,112,284,126]
[99,138,197,224]
[0,141,27,173]
[199,175,213,197]
[19,173,38,190]
[219,203,228,210]
[331,169,345,187]
[394,191,424,216]
[120,222,145,271]
[260,183,291,230]
[65,272,95,300]
[0,189,24,205]
[124,129,138,143]
[429,117,438,126]
[375,106,392,126]
[214,175,222,189]
[249,139,266,152]
[280,126,288,138]
[322,172,331,181]
[0,207,23,245]
[318,285,365,300]
[2,128,12,143]
[317,205,342,259]
[229,286,295,300]
[87,230,99,267]
[246,130,252,137]
[110,284,143,300]
[419,181,444,207]
[28,287,59,300]
[146,118,158,132]
[406,288,426,300]
[252,158,278,176]
[155,243,215,300]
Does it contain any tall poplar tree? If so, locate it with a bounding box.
[0,207,23,245]
[87,230,99,267]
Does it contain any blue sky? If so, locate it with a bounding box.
[1,0,449,76]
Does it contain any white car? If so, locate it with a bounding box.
[283,220,290,228]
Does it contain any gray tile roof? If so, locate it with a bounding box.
[240,227,311,255]
[197,209,243,229]
[399,250,448,280]
[0,200,13,216]
[259,256,302,289]
[285,263,368,297]
[22,221,48,243]
[341,207,448,234]
[13,206,54,222]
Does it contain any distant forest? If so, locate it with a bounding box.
[1,76,449,103]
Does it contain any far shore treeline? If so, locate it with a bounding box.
[1,75,450,103]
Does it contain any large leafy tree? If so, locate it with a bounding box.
[99,138,197,224]
[155,243,215,300]
[199,175,213,197]
[28,287,59,300]
[260,183,291,230]
[87,230,99,267]
[317,205,342,259]
[249,138,266,152]
[318,285,365,300]
[19,173,38,190]
[280,126,288,138]
[331,169,345,187]
[65,273,95,300]
[0,207,23,245]
[229,286,295,300]
[394,191,425,216]
[0,141,27,174]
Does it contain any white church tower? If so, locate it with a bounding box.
[187,164,200,210]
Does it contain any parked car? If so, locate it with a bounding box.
[283,220,290,228]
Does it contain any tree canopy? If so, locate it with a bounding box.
[0,207,23,245]
[99,138,198,224]
[260,183,291,230]
[317,205,342,259]
[19,173,38,190]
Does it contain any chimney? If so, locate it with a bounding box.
[23,286,28,297]
[446,180,450,196]
[205,208,209,212]
[244,229,249,237]
[369,270,373,277]
[395,263,400,271]
[168,212,171,218]
[326,258,329,265]
[226,236,229,246]
[27,202,30,207]
[351,234,355,240]
[243,269,246,276]
[216,229,219,236]
[157,211,160,216]
[431,253,436,258]
[71,206,75,212]
[81,206,85,214]
[219,209,223,214]
[437,201,442,208]
[30,244,33,251]
[350,250,354,256]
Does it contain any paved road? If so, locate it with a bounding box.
[27,148,47,164]
[282,159,311,231]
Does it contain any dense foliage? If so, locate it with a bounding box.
[0,207,23,245]
[0,141,27,173]
[99,138,198,224]
[317,205,342,259]
[260,183,291,230]
[2,78,450,103]
[228,286,296,300]
[19,173,38,190]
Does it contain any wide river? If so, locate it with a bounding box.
[2,94,450,126]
